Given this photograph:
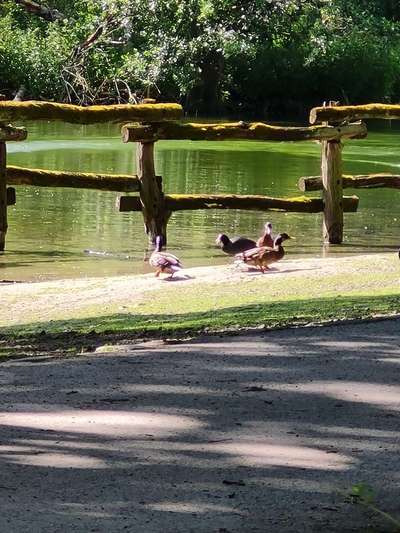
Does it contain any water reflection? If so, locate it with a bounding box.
[3,121,400,281]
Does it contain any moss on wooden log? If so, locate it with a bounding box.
[122,121,367,143]
[6,166,140,192]
[299,173,400,192]
[0,101,183,124]
[0,125,27,141]
[117,193,359,213]
[310,103,400,124]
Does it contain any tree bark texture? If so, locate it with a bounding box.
[6,166,140,192]
[136,142,168,244]
[117,193,358,213]
[122,121,367,143]
[0,125,27,142]
[0,101,183,124]
[15,0,64,21]
[299,173,400,191]
[310,103,400,124]
[321,141,343,244]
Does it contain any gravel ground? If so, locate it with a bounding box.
[0,319,399,532]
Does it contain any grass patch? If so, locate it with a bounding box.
[1,292,399,359]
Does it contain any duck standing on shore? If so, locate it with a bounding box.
[215,233,257,255]
[235,233,291,272]
[149,235,183,279]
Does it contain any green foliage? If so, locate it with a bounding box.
[1,0,400,115]
[348,483,376,504]
[348,483,400,530]
[0,4,72,98]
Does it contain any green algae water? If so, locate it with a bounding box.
[2,120,400,281]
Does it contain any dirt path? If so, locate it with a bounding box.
[0,319,399,532]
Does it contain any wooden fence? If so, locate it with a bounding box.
[118,118,364,244]
[0,101,181,250]
[301,103,400,242]
[1,100,398,251]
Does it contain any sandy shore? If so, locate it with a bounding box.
[1,252,399,329]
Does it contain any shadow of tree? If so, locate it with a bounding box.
[0,319,399,531]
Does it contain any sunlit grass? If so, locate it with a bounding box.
[1,254,399,355]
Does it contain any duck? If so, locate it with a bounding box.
[149,235,183,278]
[235,233,291,272]
[216,233,257,255]
[256,221,274,248]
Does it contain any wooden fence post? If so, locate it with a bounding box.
[0,142,7,251]
[136,141,168,244]
[321,139,343,243]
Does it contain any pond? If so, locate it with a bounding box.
[2,120,400,281]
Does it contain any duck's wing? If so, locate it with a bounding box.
[236,246,267,260]
[231,236,256,246]
[150,251,182,268]
[230,237,257,253]
[162,252,182,266]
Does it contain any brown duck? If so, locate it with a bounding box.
[235,233,291,272]
[256,221,274,248]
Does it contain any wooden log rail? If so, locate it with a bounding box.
[299,173,400,192]
[0,125,27,142]
[122,121,367,143]
[0,124,27,250]
[310,103,400,124]
[0,101,183,124]
[6,166,140,192]
[118,193,359,213]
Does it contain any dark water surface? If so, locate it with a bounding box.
[2,121,400,281]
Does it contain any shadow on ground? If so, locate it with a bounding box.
[0,319,399,532]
